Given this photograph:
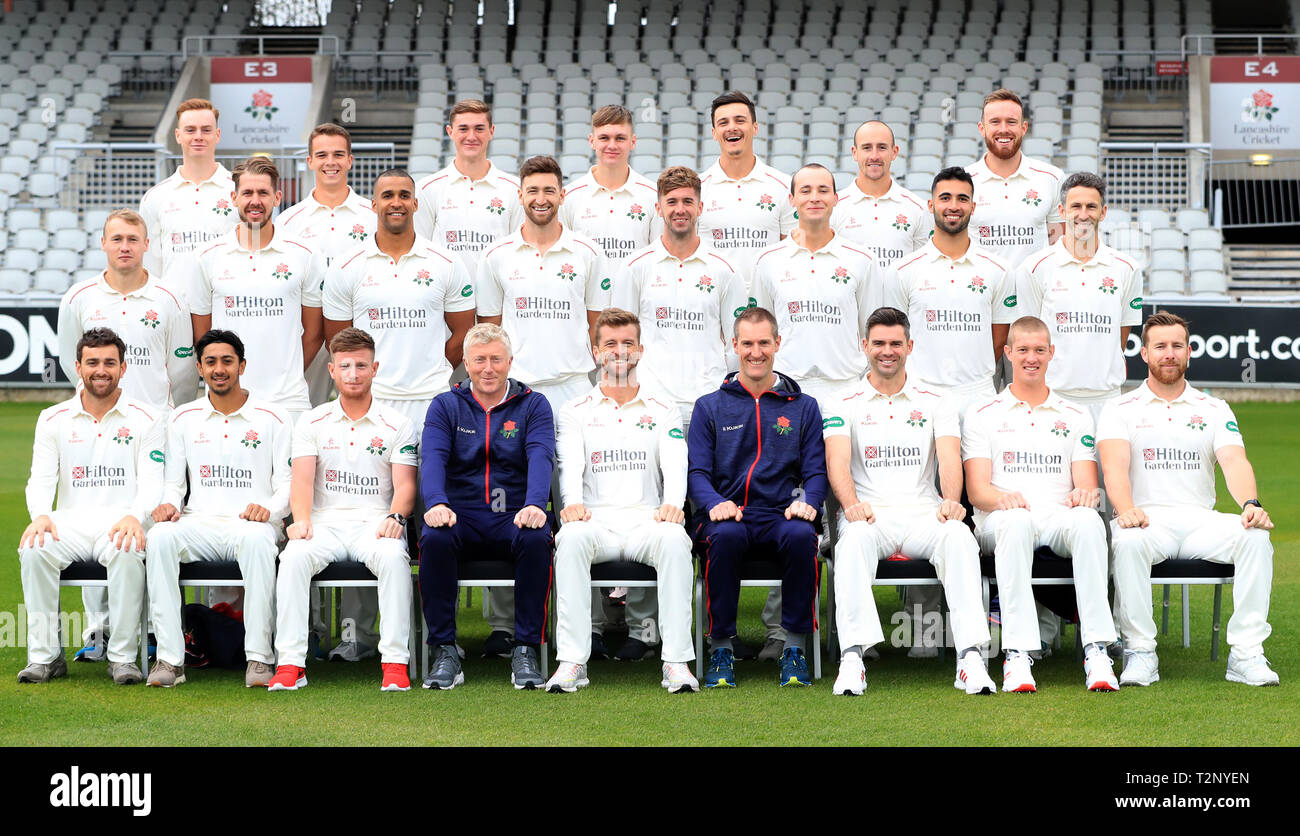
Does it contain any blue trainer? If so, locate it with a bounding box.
[778,647,811,687]
[73,638,107,663]
[702,647,737,688]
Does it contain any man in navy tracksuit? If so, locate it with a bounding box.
[688,307,828,688]
[418,323,555,691]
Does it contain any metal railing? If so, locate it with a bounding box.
[181,34,341,57]
[49,142,397,214]
[1209,158,1300,228]
[1090,51,1190,101]
[1099,142,1213,210]
[1182,32,1299,60]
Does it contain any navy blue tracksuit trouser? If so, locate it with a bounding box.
[419,508,553,646]
[695,510,819,640]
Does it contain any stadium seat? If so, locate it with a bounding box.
[1189,270,1228,295]
[1177,208,1211,232]
[0,269,29,293]
[1189,250,1224,272]
[32,269,72,294]
[1188,228,1224,252]
[1148,270,1186,295]
[1150,249,1186,273]
[1150,228,1186,252]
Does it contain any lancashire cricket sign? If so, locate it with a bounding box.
[209,57,314,151]
[1210,56,1300,151]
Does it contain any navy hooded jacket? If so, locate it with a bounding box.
[687,370,828,516]
[421,378,555,513]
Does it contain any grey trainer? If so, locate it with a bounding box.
[17,656,68,683]
[510,645,544,690]
[107,661,144,685]
[147,660,185,687]
[423,644,465,690]
[245,660,274,687]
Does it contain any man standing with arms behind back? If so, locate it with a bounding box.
[832,121,933,266]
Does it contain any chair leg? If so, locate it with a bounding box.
[407,582,418,680]
[812,582,821,680]
[1181,584,1190,649]
[694,578,704,680]
[139,585,149,672]
[1161,583,1170,635]
[1211,584,1224,662]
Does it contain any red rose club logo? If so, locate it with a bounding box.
[200,465,212,478]
[245,88,277,121]
[326,469,338,482]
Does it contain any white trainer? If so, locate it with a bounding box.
[661,662,699,694]
[1119,650,1160,687]
[954,650,997,695]
[1084,644,1119,691]
[1225,649,1280,686]
[544,661,589,693]
[1002,650,1037,693]
[832,651,867,696]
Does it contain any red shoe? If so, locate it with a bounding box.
[267,665,307,691]
[381,662,411,692]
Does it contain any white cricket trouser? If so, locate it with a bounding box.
[1111,506,1272,656]
[976,506,1116,651]
[146,515,279,666]
[834,509,990,650]
[20,511,145,665]
[275,516,412,667]
[553,509,694,665]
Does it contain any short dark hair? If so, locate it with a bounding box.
[1059,171,1107,206]
[733,305,779,341]
[308,123,352,155]
[592,104,634,130]
[232,156,280,191]
[593,307,641,344]
[657,165,701,197]
[1141,310,1190,345]
[329,327,376,357]
[866,306,911,340]
[374,168,415,192]
[196,329,245,362]
[982,88,1025,118]
[519,155,563,184]
[76,327,126,363]
[711,91,756,125]
[790,163,836,195]
[448,98,492,126]
[931,166,975,196]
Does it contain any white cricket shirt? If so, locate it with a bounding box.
[58,274,192,409]
[26,392,165,523]
[323,236,475,399]
[961,388,1097,524]
[754,234,882,382]
[292,398,419,521]
[560,166,662,261]
[822,377,958,510]
[556,384,688,511]
[186,228,325,411]
[1015,241,1144,397]
[965,154,1065,268]
[611,238,747,407]
[414,161,524,276]
[138,162,237,282]
[162,394,292,519]
[476,225,611,387]
[697,157,797,290]
[277,187,378,265]
[1096,381,1244,510]
[885,241,1015,389]
[831,178,934,266]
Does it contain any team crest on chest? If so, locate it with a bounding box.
[113,427,133,444]
[272,263,292,281]
[140,310,160,328]
[487,197,505,215]
[348,224,368,241]
[500,420,518,438]
[636,414,656,430]
[968,276,987,294]
[831,266,850,285]
[1099,276,1117,294]
[366,435,387,455]
[627,204,646,221]
[241,430,261,448]
[1050,420,1070,438]
[905,410,926,428]
[557,263,577,281]
[696,275,715,293]
[1187,415,1206,431]
[774,415,793,435]
[757,194,776,211]
[1023,190,1041,207]
[892,214,911,231]
[213,199,233,216]
[413,269,433,286]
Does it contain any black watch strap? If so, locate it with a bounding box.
[387,512,408,526]
[1243,499,1263,511]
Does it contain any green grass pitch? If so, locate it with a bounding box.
[0,400,1294,746]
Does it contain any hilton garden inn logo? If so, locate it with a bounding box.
[50,766,151,816]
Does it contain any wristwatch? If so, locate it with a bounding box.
[1242,499,1263,511]
[386,512,408,526]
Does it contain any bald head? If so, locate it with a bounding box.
[853,120,896,147]
[851,121,900,184]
